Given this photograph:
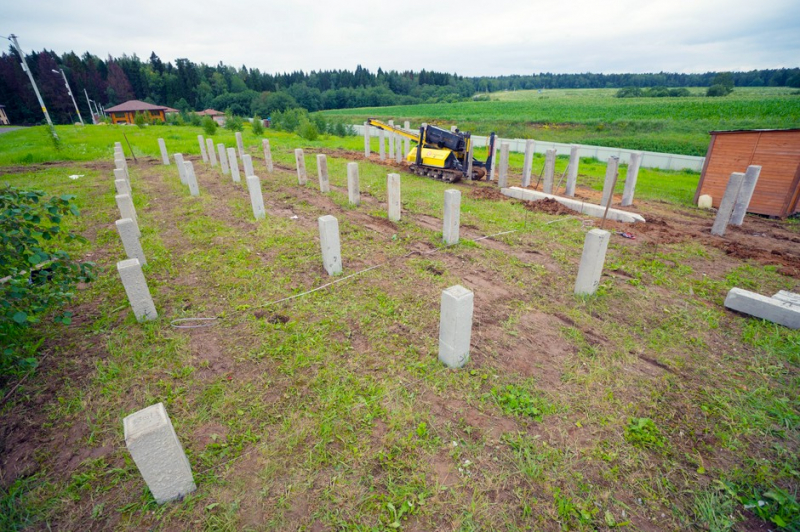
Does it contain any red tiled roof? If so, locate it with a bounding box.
[105,100,168,113]
[197,109,224,116]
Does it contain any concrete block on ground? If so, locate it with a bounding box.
[443,189,461,245]
[522,139,535,187]
[116,218,146,265]
[730,165,762,226]
[566,145,579,197]
[698,194,713,209]
[387,173,401,221]
[363,121,371,157]
[317,154,330,193]
[217,144,229,174]
[174,154,187,184]
[318,215,342,276]
[347,162,360,205]
[724,288,800,329]
[123,402,195,503]
[206,139,217,166]
[262,139,273,172]
[543,149,556,194]
[235,131,244,158]
[242,154,254,177]
[574,229,611,296]
[621,152,643,206]
[115,178,130,196]
[198,135,208,163]
[711,172,745,236]
[184,161,200,196]
[246,175,265,220]
[501,187,646,223]
[295,149,307,184]
[379,129,385,161]
[117,258,157,322]
[158,138,170,165]
[600,156,620,207]
[227,148,241,183]
[773,290,800,307]
[438,285,473,368]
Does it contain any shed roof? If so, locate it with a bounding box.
[197,109,224,116]
[710,128,800,135]
[105,100,168,113]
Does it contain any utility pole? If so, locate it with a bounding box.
[53,68,84,125]
[84,88,97,124]
[8,34,58,139]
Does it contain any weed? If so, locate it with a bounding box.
[624,417,666,450]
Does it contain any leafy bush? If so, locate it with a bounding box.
[202,116,217,135]
[624,417,666,449]
[134,111,147,128]
[707,84,733,97]
[297,120,319,141]
[616,87,643,98]
[252,114,264,135]
[741,486,800,529]
[187,113,202,127]
[1,186,95,378]
[272,108,308,133]
[224,109,244,131]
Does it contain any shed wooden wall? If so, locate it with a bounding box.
[696,130,800,217]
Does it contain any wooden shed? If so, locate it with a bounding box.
[695,129,800,218]
[105,100,167,125]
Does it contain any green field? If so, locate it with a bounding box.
[323,87,800,156]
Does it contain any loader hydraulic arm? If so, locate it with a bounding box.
[366,118,420,143]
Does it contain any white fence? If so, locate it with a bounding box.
[353,124,705,172]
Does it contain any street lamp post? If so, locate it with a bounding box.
[52,68,84,125]
[7,34,58,139]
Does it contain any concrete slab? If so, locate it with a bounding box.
[724,288,800,329]
[501,187,646,223]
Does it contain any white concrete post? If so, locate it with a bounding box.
[114,168,129,189]
[600,156,620,207]
[117,258,157,322]
[730,165,762,226]
[115,178,130,196]
[388,120,395,155]
[157,138,169,165]
[227,148,241,183]
[489,138,499,181]
[316,154,330,193]
[184,161,200,197]
[115,158,129,182]
[466,142,474,178]
[174,154,187,184]
[450,125,458,133]
[123,402,195,503]
[347,162,360,205]
[217,144,229,174]
[116,218,146,265]
[198,135,208,163]
[363,122,370,157]
[522,139,535,187]
[566,145,579,197]
[387,173,401,222]
[498,143,510,188]
[395,136,403,163]
[235,131,244,158]
[262,139,273,173]
[242,154,254,177]
[543,149,556,194]
[318,215,342,276]
[115,193,139,229]
[206,139,217,166]
[246,175,265,220]
[574,229,611,296]
[443,189,461,245]
[438,285,473,369]
[379,129,385,161]
[711,172,745,236]
[621,152,643,207]
[294,149,307,185]
[114,141,123,151]
[404,121,410,154]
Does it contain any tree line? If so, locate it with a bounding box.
[1,46,798,125]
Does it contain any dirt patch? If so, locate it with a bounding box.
[469,186,509,202]
[522,197,574,216]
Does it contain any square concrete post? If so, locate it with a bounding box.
[235,131,244,158]
[711,172,745,236]
[466,142,474,178]
[246,175,265,220]
[395,136,403,163]
[600,156,620,207]
[522,139,535,187]
[566,145,579,197]
[227,148,241,183]
[116,218,146,265]
[115,178,130,196]
[443,189,461,245]
[206,139,217,166]
[621,152,643,207]
[184,161,200,196]
[158,138,170,165]
[347,162,360,205]
[387,173,401,221]
[363,122,371,157]
[262,139,273,172]
[115,158,129,182]
[730,165,762,226]
[379,129,385,161]
[123,403,195,503]
[574,229,611,296]
[114,141,123,151]
[198,135,208,163]
[242,154,254,177]
[115,194,139,237]
[217,144,229,174]
[317,154,330,192]
[498,143,510,188]
[438,285,473,369]
[489,137,499,181]
[174,154,187,184]
[543,149,557,194]
[404,121,410,155]
[114,168,129,190]
[117,258,157,322]
[294,149,307,184]
[388,120,395,155]
[318,215,342,276]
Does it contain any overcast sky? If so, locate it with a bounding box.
[4,0,799,76]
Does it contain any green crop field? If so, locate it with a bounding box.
[323,87,800,156]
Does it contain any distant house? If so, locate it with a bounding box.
[163,106,180,117]
[105,100,168,124]
[197,109,226,126]
[0,104,9,125]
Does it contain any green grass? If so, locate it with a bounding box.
[322,87,800,156]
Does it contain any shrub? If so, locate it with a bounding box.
[202,116,217,135]
[311,113,328,135]
[272,108,308,133]
[297,120,319,141]
[187,113,202,127]
[224,109,244,131]
[134,111,147,128]
[252,114,264,135]
[707,84,733,97]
